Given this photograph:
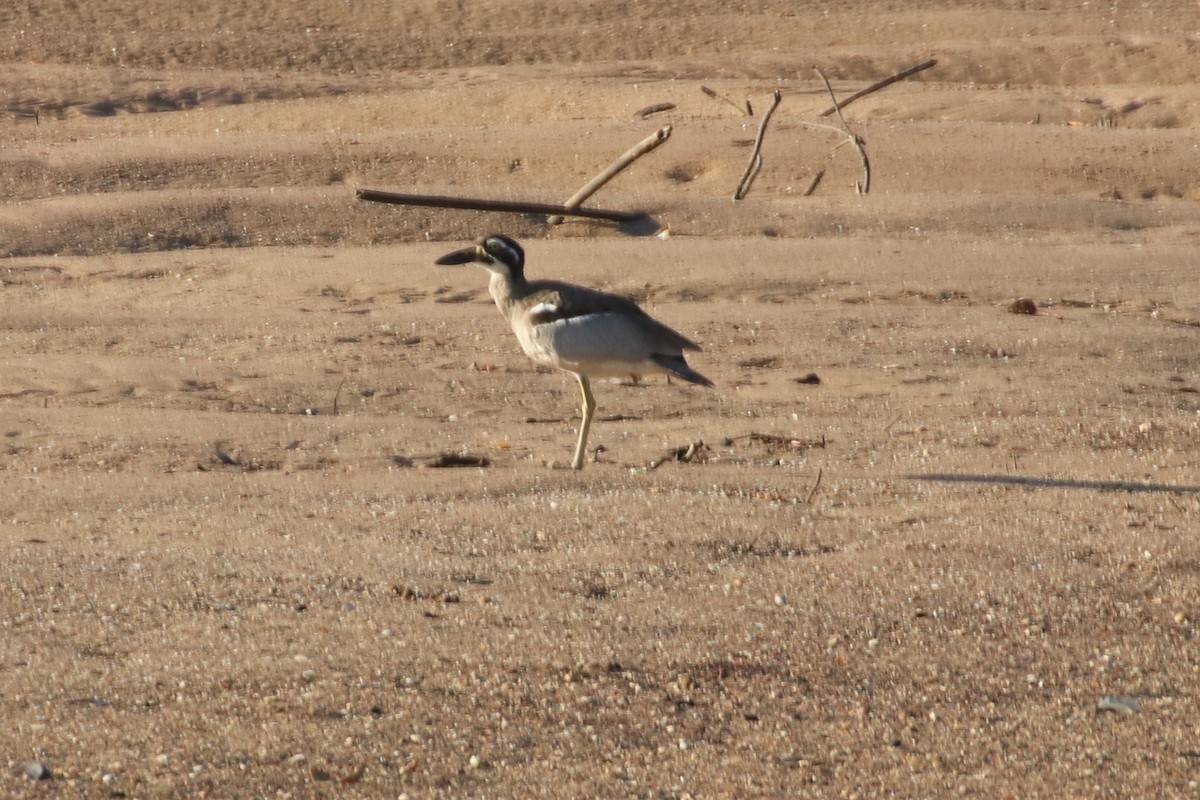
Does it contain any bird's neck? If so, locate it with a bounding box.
[488,270,526,322]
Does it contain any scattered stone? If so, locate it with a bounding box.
[1097,695,1142,715]
[794,372,822,385]
[1009,297,1038,315]
[23,761,52,780]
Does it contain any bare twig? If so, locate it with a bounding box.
[804,467,823,504]
[332,375,346,415]
[801,169,825,196]
[701,85,753,116]
[355,188,646,223]
[548,126,672,225]
[819,58,937,117]
[733,89,783,201]
[814,68,870,194]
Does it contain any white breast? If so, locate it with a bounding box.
[514,311,677,379]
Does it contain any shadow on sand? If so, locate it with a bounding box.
[907,473,1200,495]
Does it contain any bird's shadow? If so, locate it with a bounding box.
[617,215,666,237]
[908,472,1200,495]
[526,214,664,237]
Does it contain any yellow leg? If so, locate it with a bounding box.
[571,374,595,470]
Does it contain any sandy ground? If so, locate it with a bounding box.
[3,1,1200,797]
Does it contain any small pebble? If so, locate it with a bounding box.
[1097,695,1141,715]
[468,754,481,769]
[24,762,51,781]
[774,594,787,606]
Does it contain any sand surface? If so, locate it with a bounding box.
[3,2,1200,797]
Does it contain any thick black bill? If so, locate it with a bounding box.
[434,246,478,266]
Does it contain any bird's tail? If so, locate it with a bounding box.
[651,354,715,387]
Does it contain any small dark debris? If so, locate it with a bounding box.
[1009,298,1038,315]
[647,440,709,470]
[452,574,493,585]
[393,585,460,603]
[391,453,490,468]
[738,356,778,369]
[794,372,821,385]
[722,432,826,452]
[418,453,490,468]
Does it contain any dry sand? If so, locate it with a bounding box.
[3,1,1200,797]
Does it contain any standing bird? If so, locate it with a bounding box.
[435,235,713,469]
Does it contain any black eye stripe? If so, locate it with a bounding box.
[485,236,523,268]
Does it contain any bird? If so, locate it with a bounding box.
[434,234,713,469]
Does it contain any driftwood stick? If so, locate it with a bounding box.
[355,188,646,223]
[819,58,937,117]
[733,89,783,201]
[814,68,871,194]
[634,102,675,119]
[801,168,826,197]
[548,125,672,225]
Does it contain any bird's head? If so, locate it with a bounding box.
[435,234,525,280]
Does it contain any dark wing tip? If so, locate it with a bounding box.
[650,354,714,387]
